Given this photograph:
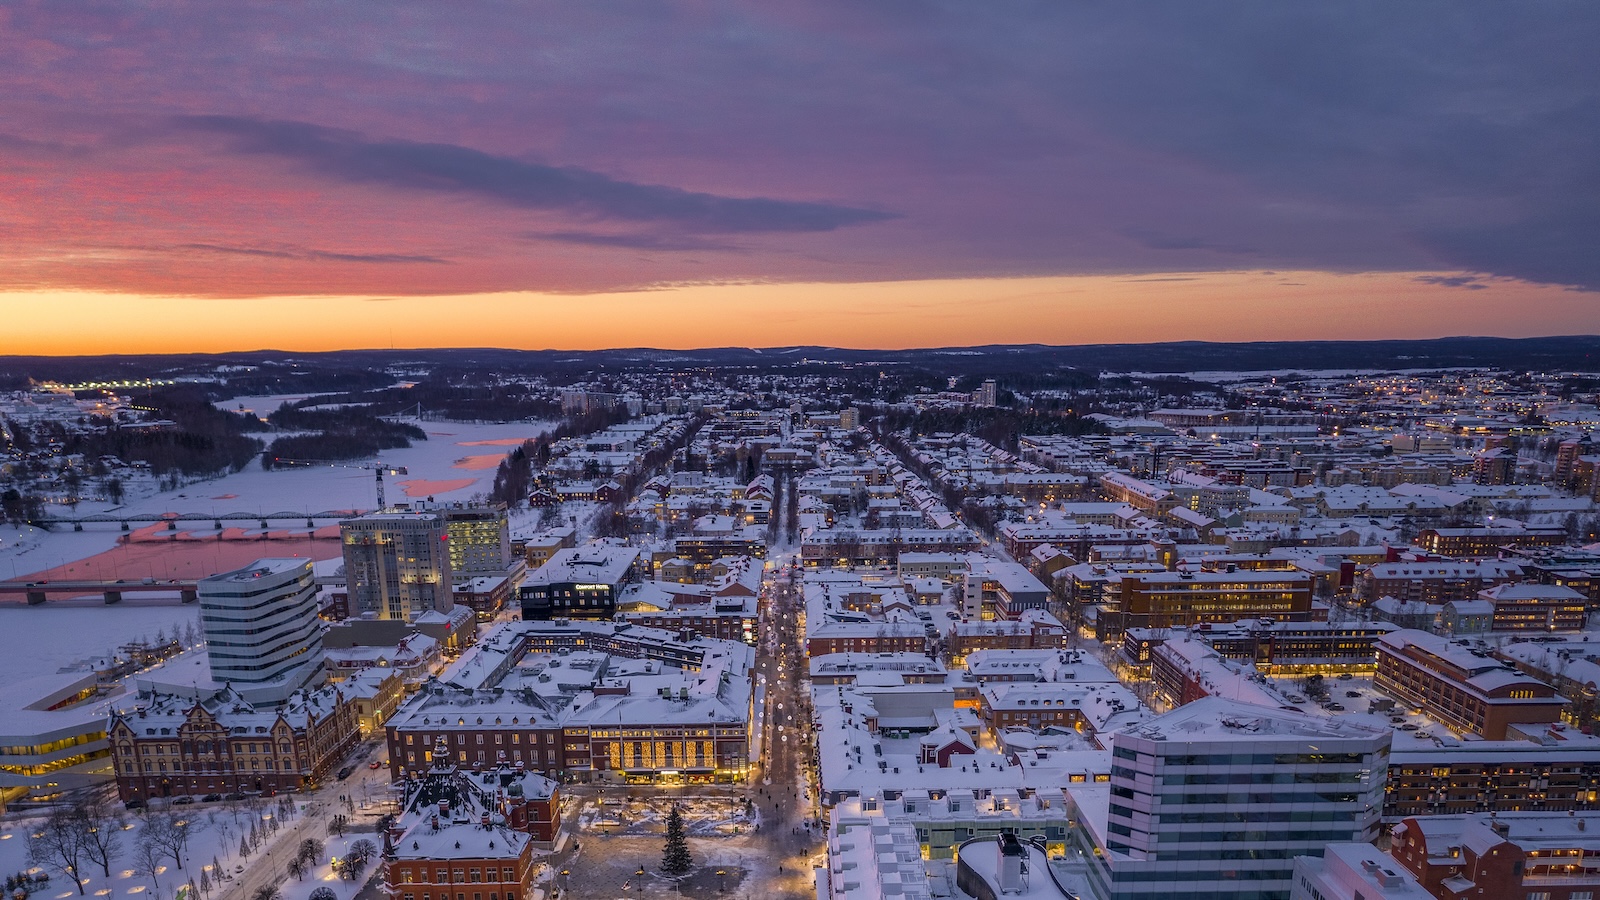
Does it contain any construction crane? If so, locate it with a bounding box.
[268,458,408,510]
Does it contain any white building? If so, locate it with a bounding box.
[1290,842,1426,900]
[1063,697,1391,900]
[199,558,325,705]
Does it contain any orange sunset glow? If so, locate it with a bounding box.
[3,271,1591,356]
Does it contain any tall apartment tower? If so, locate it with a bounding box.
[974,379,998,407]
[440,502,512,574]
[340,511,454,620]
[1066,697,1391,900]
[198,558,325,705]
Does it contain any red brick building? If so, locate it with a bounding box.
[1389,811,1600,900]
[383,749,561,900]
[108,684,358,801]
[1375,630,1568,741]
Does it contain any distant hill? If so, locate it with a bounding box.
[3,335,1599,385]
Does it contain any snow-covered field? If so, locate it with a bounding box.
[0,418,553,582]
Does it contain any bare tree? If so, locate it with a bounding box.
[251,886,282,900]
[27,807,89,895]
[78,798,126,878]
[213,816,235,854]
[296,838,324,866]
[343,839,378,880]
[147,813,195,871]
[133,831,166,891]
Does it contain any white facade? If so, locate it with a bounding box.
[199,558,325,705]
[1290,843,1424,900]
[1066,697,1391,900]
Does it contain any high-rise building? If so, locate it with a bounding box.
[340,511,454,620]
[1065,697,1391,900]
[974,378,998,407]
[440,502,512,574]
[198,558,325,705]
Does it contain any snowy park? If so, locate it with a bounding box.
[0,795,386,900]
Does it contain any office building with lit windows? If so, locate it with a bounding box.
[1374,629,1567,740]
[517,546,640,620]
[1104,568,1315,634]
[341,511,455,621]
[1064,698,1391,900]
[384,620,753,785]
[439,502,513,574]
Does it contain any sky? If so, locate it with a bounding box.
[2,2,1597,353]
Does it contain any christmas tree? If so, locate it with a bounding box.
[660,806,692,877]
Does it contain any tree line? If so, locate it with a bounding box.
[487,406,635,505]
[33,386,263,477]
[260,404,427,468]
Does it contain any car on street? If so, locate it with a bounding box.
[369,760,383,769]
[337,764,356,780]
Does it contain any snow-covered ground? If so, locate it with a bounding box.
[0,419,553,581]
[0,797,370,900]
[0,604,201,684]
[576,796,757,837]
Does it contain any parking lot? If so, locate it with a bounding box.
[1269,673,1456,741]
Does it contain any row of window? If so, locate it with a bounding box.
[1112,749,1373,767]
[138,758,292,773]
[1164,771,1366,786]
[399,867,518,884]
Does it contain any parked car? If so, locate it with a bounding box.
[171,796,196,805]
[203,793,222,802]
[337,765,356,780]
[125,799,146,810]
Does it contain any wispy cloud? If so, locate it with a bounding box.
[1413,274,1490,290]
[531,231,742,252]
[179,116,896,234]
[177,243,448,264]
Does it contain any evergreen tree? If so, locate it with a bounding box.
[660,806,692,877]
